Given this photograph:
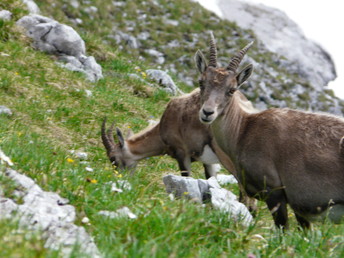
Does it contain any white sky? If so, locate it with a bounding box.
[197,0,344,99]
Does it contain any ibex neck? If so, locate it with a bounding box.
[127,123,166,160]
[211,94,248,162]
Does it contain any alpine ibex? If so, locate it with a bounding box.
[102,89,221,178]
[195,33,344,228]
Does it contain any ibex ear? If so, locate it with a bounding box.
[236,64,253,88]
[194,50,208,73]
[116,127,125,148]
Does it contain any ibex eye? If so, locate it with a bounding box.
[227,88,236,96]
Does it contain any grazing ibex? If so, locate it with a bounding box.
[102,89,221,178]
[195,33,344,228]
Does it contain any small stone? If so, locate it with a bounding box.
[146,69,183,95]
[0,106,12,116]
[98,207,137,219]
[111,180,132,193]
[22,0,40,14]
[85,167,93,172]
[76,152,88,160]
[0,10,12,21]
[216,174,238,185]
[85,90,92,97]
[81,217,90,224]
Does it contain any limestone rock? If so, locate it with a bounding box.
[16,14,102,82]
[0,168,100,257]
[163,174,253,226]
[22,0,40,14]
[146,69,183,95]
[98,207,137,219]
[0,105,12,116]
[0,10,12,21]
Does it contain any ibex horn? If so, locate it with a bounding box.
[227,41,254,72]
[208,31,217,67]
[101,117,116,155]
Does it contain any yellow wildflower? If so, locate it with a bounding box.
[183,192,189,195]
[67,158,75,163]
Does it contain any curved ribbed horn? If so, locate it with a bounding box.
[208,31,217,67]
[101,117,116,155]
[227,41,254,72]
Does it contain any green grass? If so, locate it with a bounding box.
[0,1,344,257]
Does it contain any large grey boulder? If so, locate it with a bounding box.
[17,15,85,57]
[217,0,336,91]
[16,14,102,82]
[163,174,253,226]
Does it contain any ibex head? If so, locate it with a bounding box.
[101,118,136,172]
[195,32,254,124]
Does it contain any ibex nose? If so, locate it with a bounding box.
[202,109,214,116]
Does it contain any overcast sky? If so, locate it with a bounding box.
[197,0,344,99]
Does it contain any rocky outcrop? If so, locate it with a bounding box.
[16,14,103,82]
[0,149,100,257]
[217,0,336,91]
[0,167,101,257]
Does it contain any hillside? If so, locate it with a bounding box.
[1,0,344,257]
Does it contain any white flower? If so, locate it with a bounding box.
[0,149,13,166]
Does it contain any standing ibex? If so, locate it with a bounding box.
[195,33,344,228]
[102,89,222,178]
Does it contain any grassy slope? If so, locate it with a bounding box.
[0,0,343,257]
